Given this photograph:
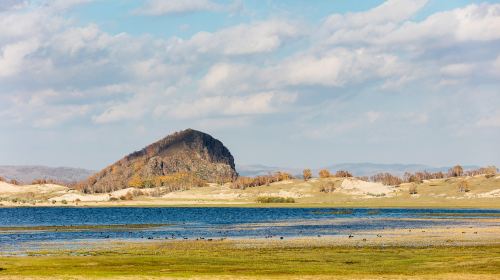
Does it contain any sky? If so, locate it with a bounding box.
[0,0,499,170]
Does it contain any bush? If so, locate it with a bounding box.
[61,200,68,204]
[231,172,293,190]
[318,169,331,178]
[9,179,20,185]
[408,184,418,195]
[256,196,295,203]
[109,197,119,201]
[120,192,134,200]
[448,165,464,177]
[403,171,444,183]
[465,166,498,177]
[335,170,352,178]
[133,190,144,196]
[370,173,402,186]
[319,181,336,193]
[458,181,470,193]
[303,169,312,181]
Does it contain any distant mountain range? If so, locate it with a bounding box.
[0,165,95,184]
[237,163,481,177]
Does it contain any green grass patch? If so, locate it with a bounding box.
[0,242,498,278]
[256,196,295,203]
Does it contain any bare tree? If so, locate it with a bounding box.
[448,165,464,177]
[335,170,353,178]
[303,169,312,181]
[318,169,331,178]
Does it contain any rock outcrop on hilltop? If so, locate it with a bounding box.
[79,129,237,193]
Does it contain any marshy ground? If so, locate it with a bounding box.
[0,221,499,279]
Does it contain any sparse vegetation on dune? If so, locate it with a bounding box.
[1,161,499,207]
[230,172,293,189]
[335,170,353,178]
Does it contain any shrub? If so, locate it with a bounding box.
[133,190,144,196]
[61,200,68,204]
[303,169,312,181]
[319,181,336,193]
[256,196,295,203]
[120,192,134,200]
[335,170,353,178]
[403,171,444,183]
[51,200,56,204]
[109,197,119,201]
[230,172,294,190]
[458,181,470,193]
[318,169,331,178]
[465,166,498,177]
[9,179,20,185]
[370,173,402,186]
[448,165,464,177]
[32,179,48,185]
[408,184,418,195]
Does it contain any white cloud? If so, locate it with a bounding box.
[163,91,296,119]
[365,111,381,123]
[322,0,428,45]
[176,20,300,56]
[325,0,428,28]
[46,0,94,11]
[384,4,500,46]
[136,0,223,15]
[276,49,402,87]
[93,86,177,124]
[0,0,27,11]
[440,63,474,77]
[195,116,251,129]
[306,111,383,139]
[477,111,500,128]
[493,55,500,76]
[1,0,499,137]
[0,39,39,77]
[322,2,500,52]
[200,63,257,93]
[33,104,90,128]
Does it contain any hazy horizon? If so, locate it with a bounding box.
[1,0,499,170]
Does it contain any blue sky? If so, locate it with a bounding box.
[0,0,499,170]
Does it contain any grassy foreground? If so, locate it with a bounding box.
[1,241,499,279]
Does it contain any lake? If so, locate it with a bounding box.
[1,207,499,252]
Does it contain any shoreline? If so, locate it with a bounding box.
[1,201,500,209]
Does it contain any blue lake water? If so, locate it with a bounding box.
[0,207,499,251]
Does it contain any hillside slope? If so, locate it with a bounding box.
[79,129,238,193]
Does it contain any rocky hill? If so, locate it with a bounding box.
[79,129,237,193]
